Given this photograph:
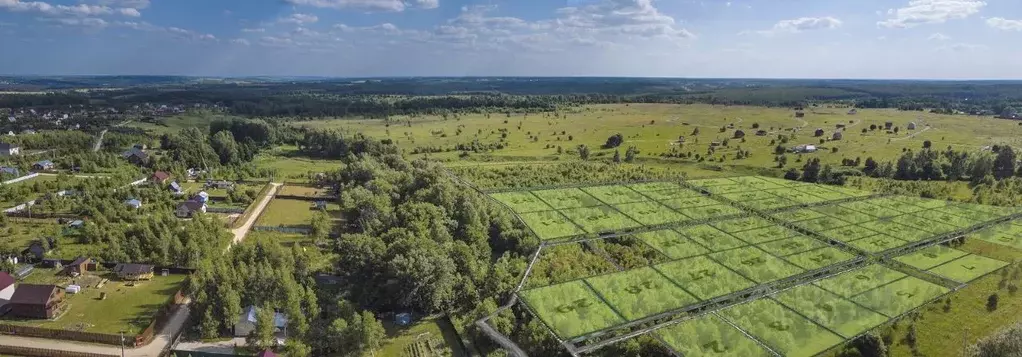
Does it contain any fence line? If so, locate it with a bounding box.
[252,226,312,235]
[0,345,116,357]
[1,172,40,185]
[228,182,274,229]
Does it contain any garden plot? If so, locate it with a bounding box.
[742,196,800,211]
[728,176,786,190]
[793,186,849,201]
[719,190,781,202]
[581,185,649,204]
[755,176,805,187]
[895,214,960,235]
[773,284,888,338]
[819,225,881,243]
[894,245,969,270]
[518,210,585,240]
[971,222,1022,250]
[677,224,749,252]
[858,220,932,242]
[838,201,891,218]
[758,236,828,257]
[532,188,604,209]
[612,201,690,226]
[722,299,845,357]
[687,178,738,187]
[846,235,909,253]
[710,247,804,284]
[639,188,703,201]
[656,314,771,357]
[935,204,1004,223]
[711,216,775,233]
[772,208,827,222]
[673,204,743,221]
[489,191,552,213]
[731,225,798,245]
[928,254,1007,283]
[584,267,699,321]
[822,185,874,197]
[815,265,908,298]
[865,197,928,214]
[560,206,642,234]
[519,281,625,339]
[636,229,710,260]
[655,256,756,300]
[813,205,876,224]
[849,277,949,318]
[952,202,1019,216]
[912,209,983,229]
[703,184,756,195]
[795,216,853,232]
[889,196,952,209]
[783,247,857,271]
[626,181,684,192]
[658,195,723,209]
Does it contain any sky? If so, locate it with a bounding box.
[0,0,1021,79]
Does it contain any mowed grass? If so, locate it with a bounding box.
[814,264,908,298]
[927,254,1008,283]
[255,198,341,228]
[657,314,772,357]
[783,247,857,271]
[773,284,888,338]
[519,280,625,339]
[758,235,828,257]
[710,216,774,234]
[559,206,642,234]
[730,225,798,245]
[252,145,343,181]
[709,246,804,284]
[655,256,756,300]
[531,188,603,209]
[489,191,553,213]
[635,229,710,260]
[4,274,187,334]
[894,245,969,270]
[579,185,648,204]
[518,210,584,240]
[612,201,689,226]
[969,222,1022,251]
[723,299,845,357]
[849,277,950,318]
[676,224,749,252]
[584,267,698,321]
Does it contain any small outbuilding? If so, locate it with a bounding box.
[234,305,288,337]
[755,130,768,136]
[795,111,805,118]
[814,128,825,137]
[908,122,917,130]
[848,109,858,115]
[832,132,843,140]
[124,199,142,209]
[150,171,171,184]
[63,256,92,276]
[114,263,155,281]
[884,122,894,130]
[733,130,746,139]
[32,160,54,171]
[0,272,16,301]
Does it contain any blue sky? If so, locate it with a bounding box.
[1,0,1021,78]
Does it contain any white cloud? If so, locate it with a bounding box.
[230,38,250,46]
[550,0,695,39]
[242,27,265,33]
[743,16,842,36]
[935,42,987,52]
[0,0,140,17]
[48,16,108,28]
[927,32,950,41]
[987,17,1022,31]
[94,0,148,9]
[284,0,437,12]
[280,13,319,24]
[878,0,986,28]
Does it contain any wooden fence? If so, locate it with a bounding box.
[252,226,312,235]
[0,345,117,357]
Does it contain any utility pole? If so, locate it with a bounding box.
[120,330,126,357]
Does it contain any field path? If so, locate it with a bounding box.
[891,123,933,142]
[231,183,281,245]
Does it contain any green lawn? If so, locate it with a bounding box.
[722,299,845,357]
[849,277,950,318]
[518,210,585,240]
[773,284,888,338]
[559,205,642,234]
[3,273,187,335]
[654,256,756,300]
[657,314,772,357]
[814,264,907,298]
[584,267,698,321]
[377,318,465,357]
[252,146,343,182]
[709,246,804,284]
[519,280,625,339]
[255,198,341,228]
[0,221,61,252]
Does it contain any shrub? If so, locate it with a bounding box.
[988,294,1000,311]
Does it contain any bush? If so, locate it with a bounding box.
[988,293,1000,311]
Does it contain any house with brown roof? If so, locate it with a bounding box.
[63,256,92,276]
[175,201,206,218]
[0,272,15,301]
[114,263,154,281]
[8,284,64,319]
[150,171,171,184]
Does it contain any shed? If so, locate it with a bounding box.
[64,256,92,276]
[832,132,843,140]
[0,166,18,177]
[908,122,917,130]
[848,109,858,115]
[114,263,155,281]
[733,130,746,139]
[168,181,183,194]
[395,312,412,326]
[124,199,142,209]
[68,220,85,229]
[884,122,894,130]
[795,111,805,118]
[150,171,171,184]
[21,242,49,263]
[32,160,54,171]
[122,148,148,165]
[8,284,64,319]
[234,305,289,337]
[755,130,768,136]
[814,129,825,137]
[175,201,206,218]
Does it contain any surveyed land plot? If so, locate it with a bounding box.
[784,247,857,271]
[519,280,625,339]
[723,299,845,357]
[971,222,1022,250]
[659,195,722,209]
[704,184,756,195]
[913,209,983,229]
[585,267,699,321]
[532,188,603,209]
[773,284,888,338]
[796,216,853,232]
[772,209,827,222]
[894,245,969,270]
[710,246,804,284]
[838,201,889,218]
[626,181,684,193]
[866,198,927,214]
[636,229,711,259]
[490,191,553,213]
[769,188,830,205]
[560,206,642,234]
[655,256,756,300]
[612,201,690,226]
[656,314,772,357]
[688,178,738,187]
[758,235,828,257]
[720,190,782,202]
[813,205,876,224]
[820,225,881,243]
[639,188,703,201]
[794,186,849,201]
[674,204,743,221]
[895,214,960,235]
[823,185,874,197]
[742,197,800,211]
[677,224,749,252]
[731,225,798,245]
[936,204,1005,222]
[849,277,949,318]
[815,265,908,298]
[519,210,585,240]
[890,196,952,210]
[846,235,908,253]
[858,220,932,242]
[711,216,775,234]
[581,185,649,204]
[928,254,1008,283]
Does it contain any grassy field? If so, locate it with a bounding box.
[297,104,1022,171]
[773,284,888,338]
[655,256,756,300]
[656,314,772,357]
[584,267,698,321]
[5,272,187,335]
[0,220,61,252]
[722,299,845,357]
[519,280,625,339]
[253,146,343,182]
[377,318,466,357]
[709,247,804,284]
[255,198,341,228]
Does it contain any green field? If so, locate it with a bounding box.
[612,201,689,226]
[772,208,827,222]
[849,277,950,318]
[858,220,932,242]
[532,188,603,209]
[584,267,698,321]
[655,256,756,300]
[927,254,1008,283]
[658,195,721,210]
[635,229,710,259]
[674,204,743,220]
[723,299,845,357]
[846,235,908,253]
[795,216,853,232]
[970,222,1022,250]
[813,204,876,224]
[252,145,343,181]
[518,210,584,240]
[757,236,828,257]
[783,247,856,270]
[773,284,888,338]
[580,185,649,204]
[255,198,341,228]
[637,188,702,201]
[626,181,684,192]
[730,225,797,245]
[519,280,625,339]
[894,245,969,270]
[559,205,642,234]
[814,265,908,298]
[489,191,553,213]
[656,314,771,357]
[677,224,749,251]
[710,247,804,284]
[710,216,774,234]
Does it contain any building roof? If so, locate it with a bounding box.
[69,256,91,266]
[255,349,278,357]
[242,305,288,328]
[0,167,17,175]
[34,160,53,166]
[9,284,59,305]
[0,272,15,291]
[151,171,170,181]
[0,142,18,150]
[169,181,182,192]
[69,220,84,227]
[114,263,154,275]
[123,148,148,160]
[125,199,142,207]
[178,200,205,211]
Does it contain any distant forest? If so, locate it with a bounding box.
[3,77,1022,118]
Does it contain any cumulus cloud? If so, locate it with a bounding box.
[94,0,148,9]
[242,27,266,33]
[279,13,319,24]
[0,0,140,17]
[927,32,950,41]
[284,0,437,12]
[551,0,695,39]
[987,17,1022,31]
[935,42,987,52]
[742,16,842,36]
[48,16,108,28]
[878,0,986,28]
[230,38,250,46]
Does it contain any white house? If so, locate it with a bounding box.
[793,144,818,153]
[234,305,288,337]
[0,272,16,301]
[0,143,19,156]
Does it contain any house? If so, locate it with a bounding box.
[884,122,894,130]
[150,171,171,184]
[0,142,20,156]
[0,272,16,301]
[175,201,206,218]
[7,284,64,319]
[255,349,278,357]
[122,148,148,165]
[206,180,235,190]
[234,305,288,337]
[793,144,818,153]
[168,181,183,194]
[32,160,54,171]
[814,128,825,137]
[113,263,154,281]
[755,130,768,136]
[832,132,843,140]
[848,109,858,115]
[733,130,746,139]
[21,242,50,263]
[63,256,92,276]
[795,111,805,118]
[124,199,142,209]
[0,166,18,177]
[192,191,210,204]
[67,220,85,229]
[907,122,917,130]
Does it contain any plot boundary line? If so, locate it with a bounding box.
[923,253,1010,285]
[765,295,850,339]
[579,279,629,324]
[711,311,783,357]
